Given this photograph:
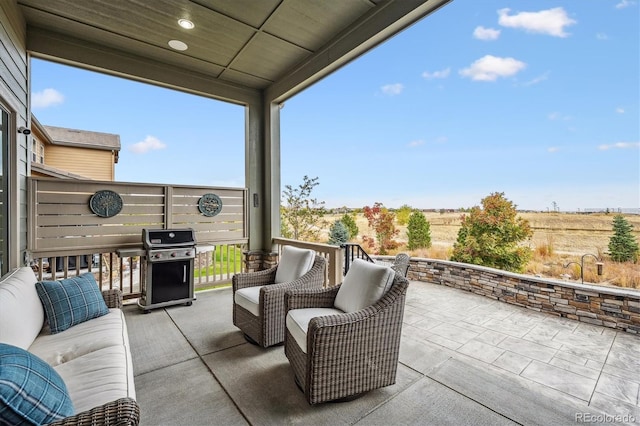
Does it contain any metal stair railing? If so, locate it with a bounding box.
[341,243,374,275]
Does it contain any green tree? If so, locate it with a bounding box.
[279,205,292,238]
[396,204,413,226]
[451,192,532,272]
[407,211,431,250]
[280,176,327,241]
[608,214,639,262]
[362,202,399,255]
[328,220,349,245]
[340,213,359,240]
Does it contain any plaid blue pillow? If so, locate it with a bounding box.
[0,343,74,424]
[36,273,109,334]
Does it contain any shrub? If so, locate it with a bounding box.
[451,192,533,272]
[328,220,349,245]
[407,211,431,250]
[340,213,359,240]
[395,204,413,226]
[362,202,399,255]
[535,235,555,258]
[608,214,639,262]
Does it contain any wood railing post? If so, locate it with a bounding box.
[272,237,343,287]
[327,247,343,287]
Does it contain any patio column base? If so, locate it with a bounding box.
[243,250,279,272]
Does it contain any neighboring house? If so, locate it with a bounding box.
[30,116,120,181]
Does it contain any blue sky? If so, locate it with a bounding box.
[31,1,639,212]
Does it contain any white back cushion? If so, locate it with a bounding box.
[334,259,395,313]
[0,267,45,349]
[274,246,315,284]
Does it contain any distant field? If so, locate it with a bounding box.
[322,211,640,288]
[328,212,640,256]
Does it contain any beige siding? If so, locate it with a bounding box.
[45,145,115,180]
[29,178,248,257]
[0,2,28,270]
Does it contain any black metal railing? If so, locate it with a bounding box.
[341,243,374,275]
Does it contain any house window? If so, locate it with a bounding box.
[32,139,37,162]
[39,144,44,163]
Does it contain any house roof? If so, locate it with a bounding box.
[30,162,91,180]
[43,125,121,151]
[18,0,451,104]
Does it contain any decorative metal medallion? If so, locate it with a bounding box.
[89,190,123,218]
[198,193,223,217]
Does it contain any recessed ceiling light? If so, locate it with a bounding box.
[178,19,194,29]
[168,40,188,51]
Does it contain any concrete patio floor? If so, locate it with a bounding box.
[123,280,640,425]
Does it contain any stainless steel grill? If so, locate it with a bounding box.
[138,228,196,312]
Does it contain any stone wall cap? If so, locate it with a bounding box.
[395,257,640,300]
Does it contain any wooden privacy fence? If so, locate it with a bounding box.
[28,177,248,257]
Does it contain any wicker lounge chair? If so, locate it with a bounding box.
[391,253,410,277]
[284,259,409,404]
[232,246,326,348]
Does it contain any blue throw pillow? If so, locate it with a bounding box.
[36,273,109,334]
[0,343,74,424]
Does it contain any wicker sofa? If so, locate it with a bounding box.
[0,267,139,425]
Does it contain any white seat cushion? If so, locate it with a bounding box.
[286,307,343,353]
[0,267,45,349]
[54,344,136,413]
[334,259,395,313]
[29,309,130,367]
[274,246,315,284]
[234,286,262,316]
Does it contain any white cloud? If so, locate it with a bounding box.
[547,147,560,153]
[32,88,64,108]
[596,33,609,40]
[459,55,526,82]
[523,72,550,86]
[548,112,572,121]
[598,142,640,150]
[473,26,501,41]
[129,135,167,154]
[615,0,636,9]
[381,83,404,96]
[408,139,424,147]
[422,68,451,79]
[616,107,625,114]
[497,7,576,37]
[434,136,448,144]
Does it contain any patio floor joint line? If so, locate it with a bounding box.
[164,306,253,425]
[399,359,524,425]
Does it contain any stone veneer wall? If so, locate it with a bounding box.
[242,251,278,273]
[406,258,640,334]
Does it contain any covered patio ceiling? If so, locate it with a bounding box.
[18,0,451,104]
[13,0,452,253]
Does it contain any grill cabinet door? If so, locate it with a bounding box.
[150,259,192,304]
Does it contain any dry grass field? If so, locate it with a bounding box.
[323,212,640,289]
